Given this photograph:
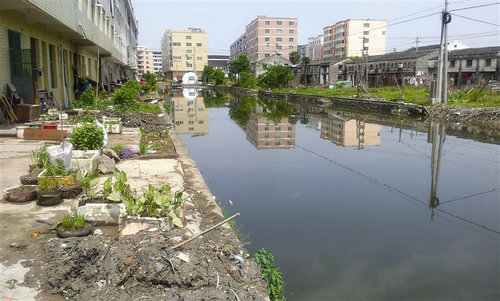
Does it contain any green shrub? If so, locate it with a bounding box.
[60,212,87,231]
[44,160,70,177]
[71,123,104,150]
[253,248,285,301]
[78,87,96,108]
[111,81,141,112]
[111,144,125,153]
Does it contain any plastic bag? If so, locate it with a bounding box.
[46,141,73,170]
[94,120,108,148]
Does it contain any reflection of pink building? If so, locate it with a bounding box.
[245,108,296,150]
[320,112,381,148]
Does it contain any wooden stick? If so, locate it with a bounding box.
[170,213,240,250]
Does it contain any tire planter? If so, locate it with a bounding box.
[60,185,83,199]
[4,185,37,203]
[56,225,92,238]
[37,190,63,206]
[38,170,77,190]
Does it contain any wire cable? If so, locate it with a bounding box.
[449,2,500,12]
[452,13,500,27]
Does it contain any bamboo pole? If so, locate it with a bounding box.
[170,213,240,250]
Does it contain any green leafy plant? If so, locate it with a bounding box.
[106,170,134,204]
[139,103,161,113]
[60,212,87,231]
[79,114,95,123]
[124,184,183,226]
[78,87,96,108]
[139,140,147,155]
[163,101,171,114]
[77,171,99,199]
[44,160,70,177]
[31,146,49,168]
[253,248,285,301]
[111,144,125,153]
[71,123,104,150]
[102,176,113,201]
[38,178,58,192]
[111,81,141,112]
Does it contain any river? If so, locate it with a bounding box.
[171,89,499,300]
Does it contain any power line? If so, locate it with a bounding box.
[449,2,500,12]
[452,13,500,27]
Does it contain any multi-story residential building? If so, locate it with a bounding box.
[323,19,386,59]
[230,16,298,71]
[307,34,324,61]
[0,0,138,114]
[320,111,381,148]
[297,44,307,59]
[137,46,162,77]
[152,51,162,74]
[161,28,207,81]
[229,34,246,62]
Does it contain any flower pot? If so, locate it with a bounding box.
[70,150,99,173]
[37,190,63,206]
[3,185,37,203]
[56,224,92,238]
[38,169,77,189]
[16,126,28,139]
[103,117,122,134]
[75,201,126,225]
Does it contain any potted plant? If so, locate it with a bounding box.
[74,170,125,225]
[56,212,91,238]
[38,160,77,190]
[3,185,37,203]
[21,146,49,185]
[70,122,104,171]
[118,182,185,233]
[37,177,62,206]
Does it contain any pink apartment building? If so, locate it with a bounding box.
[231,16,298,68]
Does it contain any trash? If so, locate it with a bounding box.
[176,252,190,263]
[94,229,103,235]
[146,149,157,154]
[31,232,40,237]
[137,257,144,265]
[150,256,156,260]
[117,148,140,159]
[232,254,245,265]
[60,243,70,249]
[96,279,106,289]
[125,257,132,265]
[149,99,158,104]
[148,227,158,232]
[170,236,183,242]
[35,219,54,226]
[46,142,73,170]
[157,113,164,117]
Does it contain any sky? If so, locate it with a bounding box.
[131,0,500,54]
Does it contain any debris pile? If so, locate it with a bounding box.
[26,228,269,300]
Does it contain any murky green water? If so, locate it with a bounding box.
[173,89,499,300]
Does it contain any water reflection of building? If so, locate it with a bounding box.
[320,111,381,148]
[172,89,208,136]
[245,107,296,150]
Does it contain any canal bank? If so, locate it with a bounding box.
[210,85,500,135]
[0,109,269,300]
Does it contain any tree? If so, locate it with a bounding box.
[212,69,225,85]
[257,64,293,89]
[228,54,252,85]
[239,70,257,88]
[201,65,214,85]
[301,56,311,85]
[289,51,300,65]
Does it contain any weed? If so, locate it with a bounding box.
[111,144,125,153]
[163,101,171,114]
[253,248,285,301]
[139,140,147,155]
[31,146,49,168]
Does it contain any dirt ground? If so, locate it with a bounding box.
[0,104,269,300]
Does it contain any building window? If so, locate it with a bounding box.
[187,63,192,67]
[450,60,455,67]
[466,59,472,67]
[186,49,192,53]
[289,37,294,42]
[275,126,281,131]
[265,29,270,33]
[264,126,269,131]
[264,142,270,146]
[276,45,282,50]
[382,31,386,35]
[363,31,369,35]
[173,56,181,60]
[265,53,270,57]
[275,134,281,138]
[289,21,294,25]
[187,57,192,60]
[264,134,269,138]
[277,21,282,25]
[288,126,292,130]
[276,37,282,42]
[186,43,192,46]
[265,21,270,25]
[288,134,292,138]
[196,43,202,46]
[275,141,281,146]
[173,42,181,46]
[265,45,270,50]
[289,46,294,50]
[289,29,294,34]
[485,58,491,66]
[186,35,191,39]
[265,37,270,42]
[363,46,369,51]
[276,29,282,34]
[197,57,202,60]
[364,23,370,27]
[364,38,369,43]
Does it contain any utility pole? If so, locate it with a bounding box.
[415,37,420,52]
[431,0,451,104]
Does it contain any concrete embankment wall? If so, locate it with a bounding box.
[210,86,429,119]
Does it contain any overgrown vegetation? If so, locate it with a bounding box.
[253,248,285,301]
[31,146,49,169]
[44,160,70,177]
[111,80,141,112]
[111,144,125,154]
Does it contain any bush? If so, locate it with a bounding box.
[78,87,96,108]
[71,123,105,150]
[111,82,140,112]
